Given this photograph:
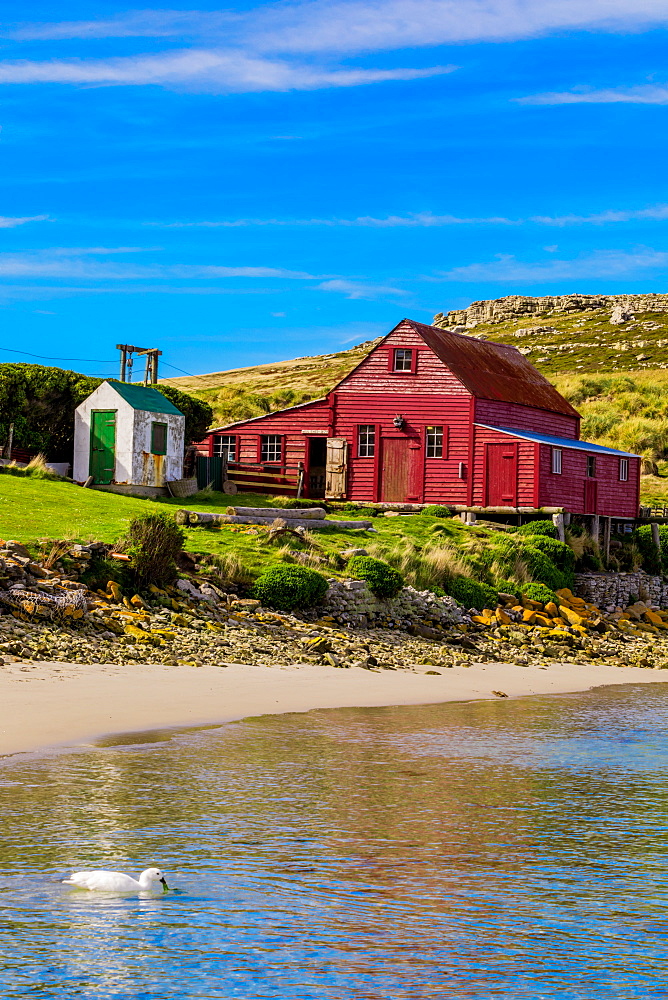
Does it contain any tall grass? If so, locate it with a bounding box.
[554,374,668,460]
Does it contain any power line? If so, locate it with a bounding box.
[0,345,195,377]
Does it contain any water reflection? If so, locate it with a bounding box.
[1,685,668,996]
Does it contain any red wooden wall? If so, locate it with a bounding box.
[537,444,640,517]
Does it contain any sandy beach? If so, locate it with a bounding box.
[2,657,668,758]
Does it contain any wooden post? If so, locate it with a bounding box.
[552,512,565,543]
[592,514,600,546]
[603,516,611,565]
[652,522,661,563]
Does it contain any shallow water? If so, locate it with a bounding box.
[1,684,668,998]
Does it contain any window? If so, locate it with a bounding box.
[260,435,282,463]
[551,448,562,474]
[619,458,629,482]
[358,424,375,457]
[586,455,596,478]
[393,348,413,371]
[426,425,444,458]
[151,422,167,455]
[213,434,237,461]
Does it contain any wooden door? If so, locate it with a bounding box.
[325,438,348,498]
[584,479,598,514]
[90,410,116,485]
[485,443,517,506]
[380,438,413,501]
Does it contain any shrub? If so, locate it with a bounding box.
[347,555,404,598]
[516,519,557,538]
[520,582,558,606]
[520,544,566,591]
[252,564,328,610]
[522,535,575,585]
[123,512,185,589]
[634,524,668,574]
[445,577,498,611]
[495,579,518,598]
[421,504,453,517]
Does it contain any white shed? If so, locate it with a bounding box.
[73,381,185,490]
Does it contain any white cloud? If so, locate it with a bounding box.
[518,84,668,105]
[0,248,319,280]
[435,247,668,282]
[11,1,668,49]
[0,49,453,92]
[317,278,408,299]
[0,215,49,227]
[531,204,668,225]
[149,211,513,228]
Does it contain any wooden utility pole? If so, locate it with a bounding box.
[116,344,162,384]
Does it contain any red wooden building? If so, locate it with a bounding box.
[198,319,640,516]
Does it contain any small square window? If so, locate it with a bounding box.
[358,424,375,457]
[261,435,282,463]
[551,448,562,475]
[393,348,413,371]
[586,455,596,478]
[213,435,236,461]
[619,458,629,482]
[426,425,444,458]
[151,422,167,455]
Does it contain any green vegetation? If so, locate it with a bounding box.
[123,512,185,588]
[347,555,404,598]
[516,519,557,537]
[0,362,212,461]
[521,582,558,605]
[444,577,498,611]
[633,524,668,575]
[252,564,329,610]
[421,504,454,517]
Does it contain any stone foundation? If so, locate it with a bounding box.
[319,579,466,630]
[574,571,668,610]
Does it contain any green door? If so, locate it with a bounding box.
[90,410,117,484]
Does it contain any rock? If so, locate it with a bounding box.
[4,541,31,559]
[611,304,635,325]
[341,548,368,558]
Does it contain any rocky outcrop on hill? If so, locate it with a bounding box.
[434,293,668,329]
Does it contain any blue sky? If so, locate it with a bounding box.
[1,1,668,378]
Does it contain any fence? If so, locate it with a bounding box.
[196,456,304,496]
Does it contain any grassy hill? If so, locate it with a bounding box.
[160,339,380,427]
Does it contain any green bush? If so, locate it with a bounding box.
[516,519,557,538]
[252,564,329,610]
[634,524,668,574]
[347,555,404,598]
[522,536,575,586]
[445,577,498,611]
[520,544,567,591]
[421,504,453,517]
[495,579,518,598]
[124,512,185,589]
[520,582,558,606]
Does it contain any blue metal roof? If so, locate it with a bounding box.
[476,424,639,458]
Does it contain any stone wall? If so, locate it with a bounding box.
[574,571,668,610]
[433,293,668,329]
[318,579,466,631]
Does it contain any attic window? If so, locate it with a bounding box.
[392,348,415,372]
[151,422,167,455]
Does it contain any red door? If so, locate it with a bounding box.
[584,479,598,514]
[380,438,419,501]
[486,443,518,505]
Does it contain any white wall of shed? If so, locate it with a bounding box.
[130,409,185,486]
[72,383,134,483]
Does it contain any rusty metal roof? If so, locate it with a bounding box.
[403,320,580,418]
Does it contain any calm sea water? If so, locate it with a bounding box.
[1,685,668,998]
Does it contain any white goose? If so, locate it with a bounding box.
[62,867,169,893]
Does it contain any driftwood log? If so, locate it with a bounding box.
[175,509,371,530]
[225,506,326,519]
